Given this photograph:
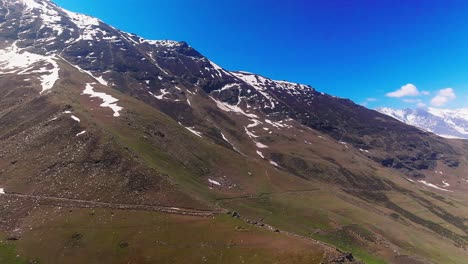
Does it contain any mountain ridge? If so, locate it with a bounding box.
[377,107,468,139]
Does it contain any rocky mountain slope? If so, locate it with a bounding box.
[0,0,467,263]
[377,107,468,139]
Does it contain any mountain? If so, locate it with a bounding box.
[377,107,468,139]
[0,0,468,263]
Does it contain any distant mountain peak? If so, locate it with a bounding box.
[377,107,468,139]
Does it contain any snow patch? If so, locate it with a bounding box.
[256,150,265,159]
[60,7,104,43]
[244,127,259,138]
[94,76,108,86]
[76,131,86,136]
[244,127,269,149]
[339,141,349,149]
[82,83,122,117]
[71,115,80,122]
[231,71,311,109]
[247,119,262,128]
[61,7,100,27]
[264,119,287,129]
[255,142,269,149]
[149,89,170,100]
[19,0,67,36]
[208,179,221,186]
[142,39,181,48]
[269,160,279,167]
[179,123,202,138]
[439,134,463,139]
[219,83,238,91]
[221,132,234,146]
[209,60,225,78]
[0,42,60,93]
[210,97,258,118]
[185,127,203,138]
[220,132,243,154]
[418,180,452,192]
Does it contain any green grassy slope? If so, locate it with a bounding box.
[8,206,338,264]
[1,60,467,264]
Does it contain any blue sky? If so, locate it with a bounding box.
[53,0,468,109]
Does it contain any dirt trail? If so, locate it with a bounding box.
[1,192,222,217]
[0,192,365,263]
[215,189,322,202]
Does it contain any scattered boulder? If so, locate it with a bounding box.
[71,233,83,240]
[411,172,426,179]
[327,252,361,263]
[444,159,460,168]
[381,158,394,167]
[119,242,129,248]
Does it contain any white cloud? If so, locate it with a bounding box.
[417,102,426,108]
[366,98,377,102]
[421,91,430,96]
[431,88,456,107]
[386,84,420,98]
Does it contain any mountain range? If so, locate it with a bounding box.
[0,0,467,263]
[377,107,468,139]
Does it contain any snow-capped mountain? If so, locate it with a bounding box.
[0,0,463,180]
[377,107,468,139]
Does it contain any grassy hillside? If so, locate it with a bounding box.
[3,206,348,264]
[0,56,467,264]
